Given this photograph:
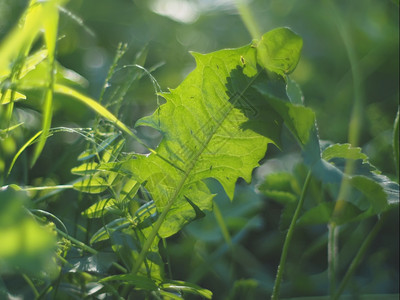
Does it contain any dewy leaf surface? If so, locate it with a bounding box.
[123,29,302,238]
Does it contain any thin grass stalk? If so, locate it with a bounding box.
[271,171,312,300]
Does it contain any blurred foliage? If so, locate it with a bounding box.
[0,187,58,276]
[0,0,398,299]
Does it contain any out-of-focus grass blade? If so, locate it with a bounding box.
[0,90,26,104]
[0,0,66,76]
[54,84,136,138]
[31,2,60,167]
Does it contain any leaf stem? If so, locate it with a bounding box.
[333,214,386,299]
[271,170,312,300]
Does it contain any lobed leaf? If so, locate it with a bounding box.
[123,40,288,238]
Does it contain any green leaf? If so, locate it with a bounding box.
[70,252,116,274]
[100,274,158,291]
[322,143,368,162]
[90,201,157,244]
[349,176,388,213]
[77,133,121,161]
[285,75,304,105]
[258,172,299,204]
[71,162,99,175]
[82,198,117,218]
[160,280,213,299]
[73,176,109,194]
[256,27,303,76]
[306,143,400,219]
[253,83,316,146]
[90,218,131,244]
[123,38,286,238]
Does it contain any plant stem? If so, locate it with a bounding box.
[131,196,176,274]
[22,273,39,298]
[328,223,338,296]
[271,171,312,300]
[333,214,386,299]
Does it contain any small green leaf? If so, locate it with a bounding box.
[160,280,213,299]
[73,176,109,194]
[99,274,158,291]
[77,134,121,162]
[307,142,399,219]
[256,27,303,76]
[70,252,116,274]
[90,218,131,244]
[82,198,117,218]
[350,176,387,213]
[158,291,183,299]
[71,162,99,175]
[322,143,368,162]
[258,172,299,204]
